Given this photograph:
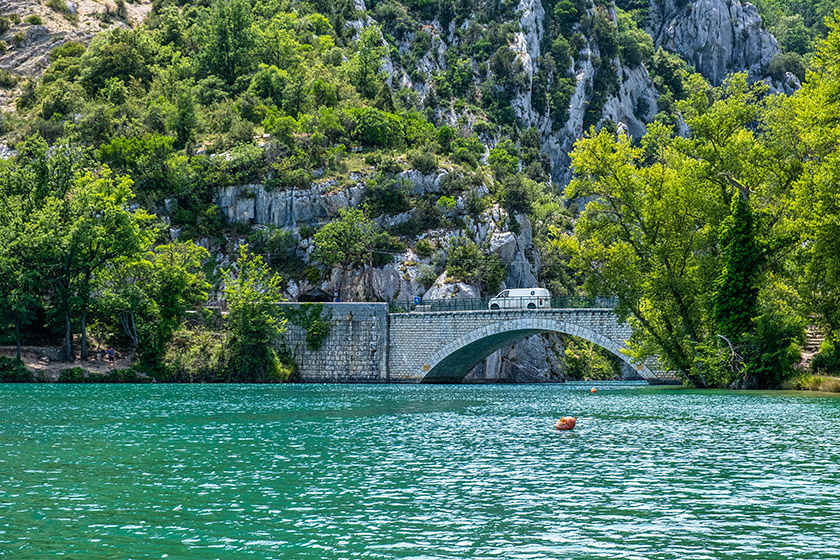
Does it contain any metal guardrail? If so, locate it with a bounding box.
[388,296,619,313]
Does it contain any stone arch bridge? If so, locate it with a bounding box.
[279,302,678,384]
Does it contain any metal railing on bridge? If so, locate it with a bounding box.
[388,295,619,313]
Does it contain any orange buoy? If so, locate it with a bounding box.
[591,387,597,393]
[555,417,576,430]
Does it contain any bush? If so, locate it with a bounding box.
[446,240,506,294]
[47,0,71,13]
[24,15,43,25]
[0,357,31,382]
[0,69,16,89]
[161,328,225,382]
[57,367,87,383]
[767,52,806,83]
[450,134,485,168]
[415,238,434,257]
[563,337,622,380]
[408,148,437,174]
[812,336,840,375]
[352,107,404,148]
[364,173,411,216]
[741,310,803,389]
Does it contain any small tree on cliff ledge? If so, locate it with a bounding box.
[222,244,288,382]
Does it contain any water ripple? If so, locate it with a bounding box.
[1,383,839,559]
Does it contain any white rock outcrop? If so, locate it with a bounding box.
[649,0,780,86]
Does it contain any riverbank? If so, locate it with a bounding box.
[4,345,840,391]
[784,373,840,393]
[0,347,140,382]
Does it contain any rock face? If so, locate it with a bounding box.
[648,0,780,86]
[464,333,566,383]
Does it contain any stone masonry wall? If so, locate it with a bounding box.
[278,303,388,382]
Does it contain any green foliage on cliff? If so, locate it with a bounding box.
[6,0,840,387]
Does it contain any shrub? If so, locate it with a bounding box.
[352,107,404,148]
[450,134,485,168]
[563,337,622,380]
[24,15,43,25]
[446,240,506,294]
[57,367,87,383]
[0,357,31,382]
[364,173,411,216]
[47,0,71,13]
[408,148,437,174]
[417,263,439,288]
[767,52,806,83]
[0,69,16,88]
[415,238,434,257]
[161,328,225,382]
[812,336,840,375]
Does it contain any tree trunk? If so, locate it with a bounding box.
[80,271,91,361]
[14,315,21,362]
[80,307,88,361]
[64,308,73,361]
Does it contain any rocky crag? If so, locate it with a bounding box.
[0,0,787,381]
[205,0,788,382]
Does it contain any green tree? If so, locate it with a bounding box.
[712,194,763,340]
[313,208,381,299]
[170,86,198,150]
[561,127,722,385]
[27,168,154,360]
[96,242,210,361]
[790,15,840,333]
[350,26,385,100]
[222,244,287,382]
[199,0,256,87]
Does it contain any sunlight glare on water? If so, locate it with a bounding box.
[1,382,839,559]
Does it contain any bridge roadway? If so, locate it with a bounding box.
[278,302,679,384]
[388,307,677,384]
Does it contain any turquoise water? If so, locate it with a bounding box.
[1,382,839,559]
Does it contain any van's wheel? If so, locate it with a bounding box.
[527,303,536,309]
[490,304,500,310]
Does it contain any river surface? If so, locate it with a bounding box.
[1,382,839,559]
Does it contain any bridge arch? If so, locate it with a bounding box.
[421,316,655,382]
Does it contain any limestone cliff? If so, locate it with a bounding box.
[648,0,780,86]
[211,0,787,382]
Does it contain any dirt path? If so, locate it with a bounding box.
[1,347,134,381]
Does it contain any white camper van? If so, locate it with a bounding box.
[488,288,551,310]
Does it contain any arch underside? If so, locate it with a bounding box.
[421,318,661,383]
